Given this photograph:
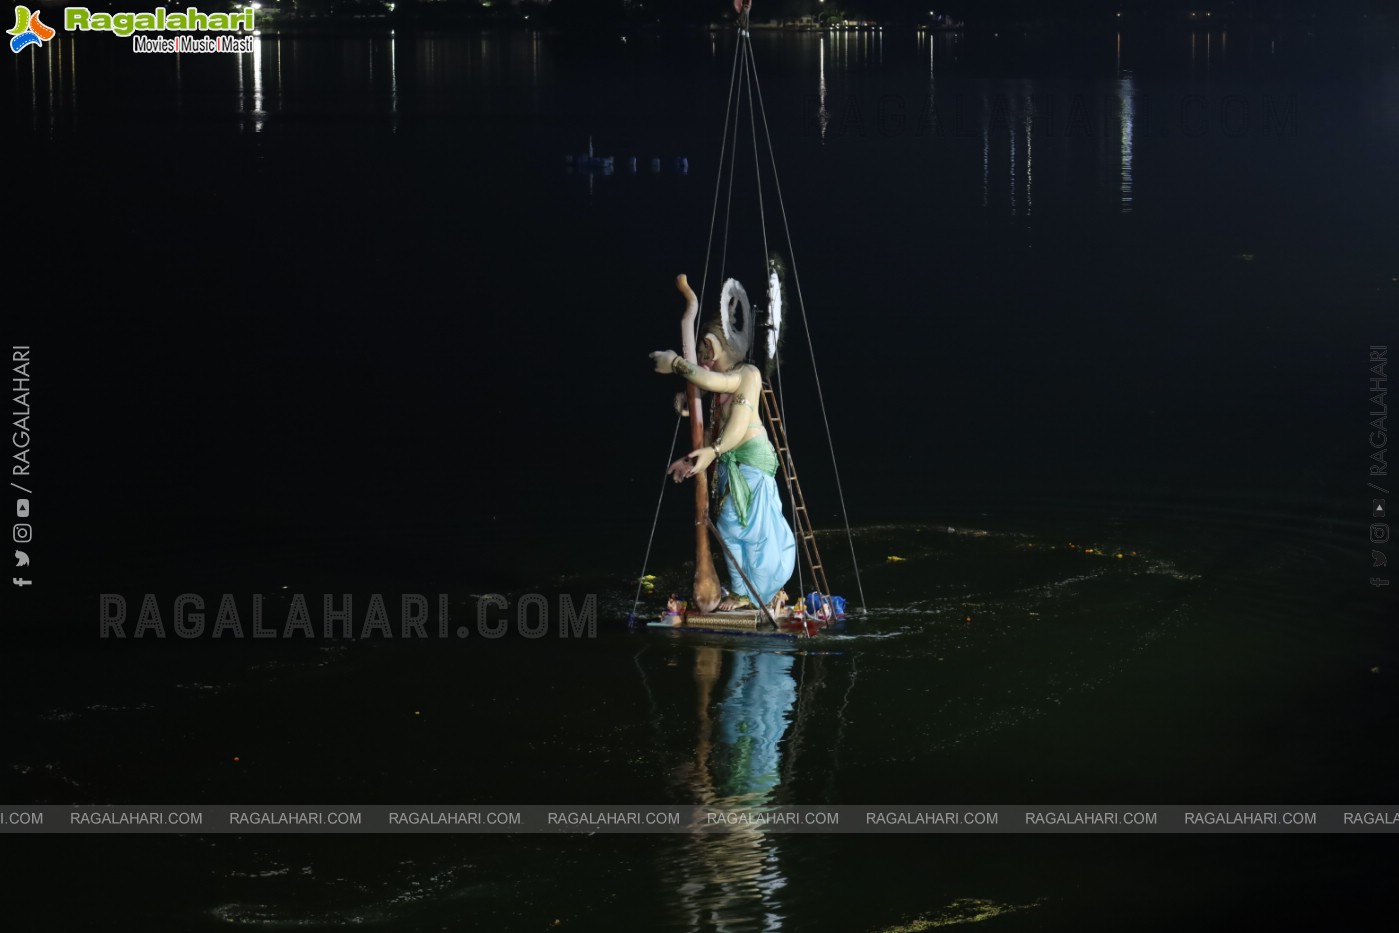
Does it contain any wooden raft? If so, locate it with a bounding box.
[648,606,802,632]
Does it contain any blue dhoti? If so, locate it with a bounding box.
[715,438,796,606]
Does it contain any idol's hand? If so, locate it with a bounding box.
[650,350,679,374]
[684,447,717,477]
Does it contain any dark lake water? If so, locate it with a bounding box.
[6,22,1399,931]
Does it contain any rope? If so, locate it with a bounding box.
[716,38,748,302]
[743,36,771,339]
[634,35,744,616]
[741,31,804,601]
[745,38,868,615]
[642,21,870,619]
[695,31,745,334]
[828,652,858,796]
[630,414,685,618]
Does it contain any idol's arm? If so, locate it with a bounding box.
[649,351,744,395]
[708,402,752,456]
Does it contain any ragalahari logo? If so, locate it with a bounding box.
[9,6,54,52]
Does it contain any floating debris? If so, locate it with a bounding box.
[876,897,1043,931]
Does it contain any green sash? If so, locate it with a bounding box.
[717,436,779,528]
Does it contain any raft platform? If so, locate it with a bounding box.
[645,607,835,636]
[652,610,772,632]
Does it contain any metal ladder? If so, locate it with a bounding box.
[760,384,831,603]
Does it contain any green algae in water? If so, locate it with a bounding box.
[877,897,1043,931]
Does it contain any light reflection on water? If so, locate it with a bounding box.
[15,32,520,132]
[14,30,1395,227]
[1024,85,1033,217]
[251,34,263,130]
[925,28,936,135]
[1119,75,1134,213]
[1187,30,1229,75]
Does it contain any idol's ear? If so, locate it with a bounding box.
[718,278,753,360]
[702,332,722,359]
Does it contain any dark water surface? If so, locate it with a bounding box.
[6,24,1398,930]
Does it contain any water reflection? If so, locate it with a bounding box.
[979,85,1037,218]
[1119,76,1135,213]
[48,30,58,126]
[669,647,794,930]
[692,648,796,805]
[926,28,937,135]
[232,38,265,131]
[8,31,575,133]
[18,35,80,132]
[251,37,264,131]
[981,89,989,209]
[1189,31,1225,77]
[531,29,539,88]
[13,32,1357,228]
[27,37,36,129]
[642,643,854,931]
[1008,100,1017,215]
[389,33,398,124]
[1023,88,1033,218]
